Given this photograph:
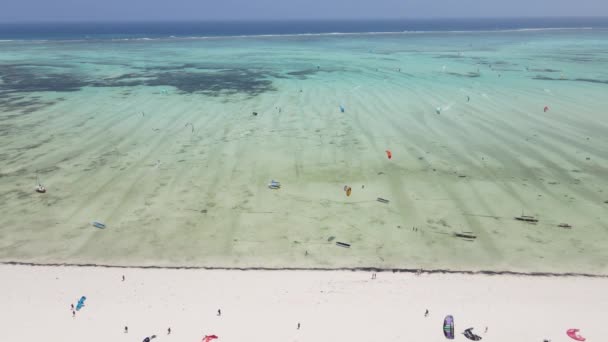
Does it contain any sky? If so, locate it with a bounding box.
[1,0,607,22]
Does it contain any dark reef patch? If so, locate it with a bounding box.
[1,62,277,97]
[445,71,481,78]
[285,67,341,80]
[532,75,608,84]
[146,70,275,96]
[529,68,561,72]
[0,95,58,117]
[574,78,608,84]
[0,64,87,94]
[287,69,319,76]
[434,54,465,59]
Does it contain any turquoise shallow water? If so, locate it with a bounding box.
[2,29,608,111]
[1,29,607,272]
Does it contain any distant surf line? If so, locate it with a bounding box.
[0,27,599,44]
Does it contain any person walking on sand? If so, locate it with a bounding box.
[167,327,171,335]
[70,304,74,311]
[484,327,488,333]
[425,309,429,317]
[217,309,221,316]
[297,323,301,330]
[72,310,75,318]
[124,326,128,333]
[122,275,125,281]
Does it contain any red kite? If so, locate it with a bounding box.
[567,329,585,341]
[202,335,218,342]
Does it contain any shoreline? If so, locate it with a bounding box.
[3,261,607,278]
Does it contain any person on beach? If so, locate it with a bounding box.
[425,309,429,317]
[71,304,74,311]
[484,327,488,333]
[217,309,221,316]
[168,327,171,335]
[124,326,128,333]
[297,323,300,330]
[72,310,75,318]
[122,275,125,281]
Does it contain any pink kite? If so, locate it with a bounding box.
[202,335,218,342]
[567,329,585,341]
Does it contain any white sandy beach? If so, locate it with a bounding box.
[0,265,605,342]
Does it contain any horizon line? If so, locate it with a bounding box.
[1,16,608,24]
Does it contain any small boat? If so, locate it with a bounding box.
[454,232,477,239]
[336,241,351,248]
[35,185,46,193]
[558,223,572,229]
[268,180,281,189]
[92,222,106,229]
[377,197,389,204]
[515,215,538,223]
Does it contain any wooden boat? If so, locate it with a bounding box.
[377,197,389,204]
[268,180,281,189]
[514,215,538,223]
[558,223,572,229]
[336,242,351,248]
[454,232,477,239]
[92,222,106,229]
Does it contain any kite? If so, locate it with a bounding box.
[443,315,454,339]
[463,328,482,341]
[202,335,218,342]
[75,296,87,311]
[567,329,586,341]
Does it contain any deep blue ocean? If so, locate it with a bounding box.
[1,17,607,40]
